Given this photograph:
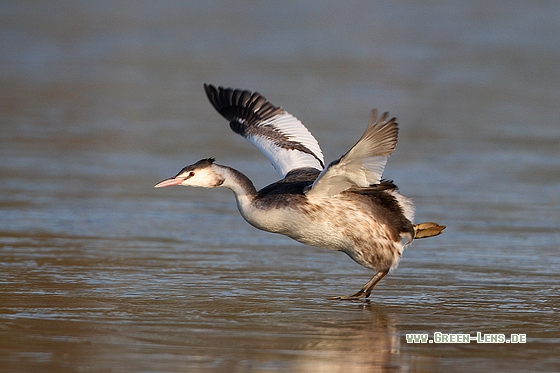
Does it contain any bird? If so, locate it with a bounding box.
[155,84,445,300]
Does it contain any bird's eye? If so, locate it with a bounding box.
[188,171,195,178]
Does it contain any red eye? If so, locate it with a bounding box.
[188,171,195,177]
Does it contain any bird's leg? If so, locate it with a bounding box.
[330,270,389,301]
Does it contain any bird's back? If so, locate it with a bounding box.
[243,168,414,269]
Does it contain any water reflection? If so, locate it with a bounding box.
[1,263,409,372]
[6,229,558,372]
[1,230,408,372]
[292,304,407,372]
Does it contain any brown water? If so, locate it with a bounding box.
[1,1,560,372]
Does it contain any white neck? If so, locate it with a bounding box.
[212,164,296,235]
[213,164,256,195]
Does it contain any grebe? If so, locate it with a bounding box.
[155,84,445,300]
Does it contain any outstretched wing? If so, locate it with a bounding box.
[204,84,325,177]
[306,110,398,198]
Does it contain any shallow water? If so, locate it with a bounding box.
[1,1,560,372]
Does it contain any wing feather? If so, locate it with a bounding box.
[306,109,398,198]
[204,84,324,176]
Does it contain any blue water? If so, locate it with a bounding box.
[1,1,559,372]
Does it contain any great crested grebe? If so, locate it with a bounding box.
[155,84,445,300]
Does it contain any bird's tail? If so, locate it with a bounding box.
[413,222,446,239]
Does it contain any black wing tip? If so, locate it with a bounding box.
[203,83,215,99]
[203,83,262,109]
[202,84,283,129]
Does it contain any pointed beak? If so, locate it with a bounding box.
[154,177,185,188]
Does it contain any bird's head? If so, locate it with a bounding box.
[154,158,225,189]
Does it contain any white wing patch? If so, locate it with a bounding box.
[204,84,324,177]
[306,110,398,198]
[250,112,324,176]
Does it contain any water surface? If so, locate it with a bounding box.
[1,1,559,372]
